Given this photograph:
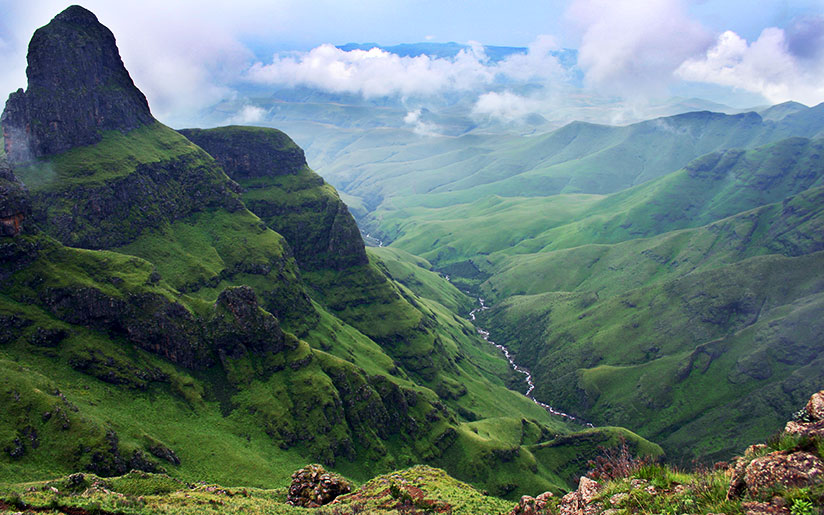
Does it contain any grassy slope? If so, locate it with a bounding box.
[356,106,824,239]
[378,137,824,268]
[359,137,824,462]
[482,184,824,301]
[1,123,665,499]
[483,251,824,461]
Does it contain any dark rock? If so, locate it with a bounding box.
[179,126,306,178]
[0,314,32,345]
[1,5,154,163]
[85,429,159,476]
[6,437,25,459]
[29,154,244,250]
[28,327,68,347]
[286,464,351,508]
[209,286,289,357]
[179,126,369,271]
[148,442,180,465]
[0,156,30,236]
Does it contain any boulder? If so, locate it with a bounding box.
[559,476,602,515]
[286,464,351,508]
[511,491,554,515]
[784,390,824,439]
[734,451,824,498]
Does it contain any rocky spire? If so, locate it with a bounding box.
[1,5,154,163]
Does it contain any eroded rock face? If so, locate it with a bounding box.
[209,286,289,357]
[0,156,30,236]
[179,127,306,178]
[1,5,153,163]
[286,464,352,508]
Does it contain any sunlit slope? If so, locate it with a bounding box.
[379,136,824,269]
[343,105,824,225]
[482,251,824,461]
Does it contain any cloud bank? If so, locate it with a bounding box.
[567,0,712,98]
[676,21,824,106]
[246,40,566,99]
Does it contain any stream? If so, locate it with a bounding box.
[468,297,593,427]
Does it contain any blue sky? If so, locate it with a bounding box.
[1,0,823,125]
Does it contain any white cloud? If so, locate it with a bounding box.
[403,109,442,136]
[246,44,495,98]
[245,37,566,99]
[472,91,543,122]
[567,0,712,98]
[227,105,267,125]
[676,28,824,106]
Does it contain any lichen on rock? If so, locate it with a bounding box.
[286,464,351,508]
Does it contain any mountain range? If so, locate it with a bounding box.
[1,5,823,514]
[0,5,658,500]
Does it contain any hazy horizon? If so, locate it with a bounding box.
[1,0,822,128]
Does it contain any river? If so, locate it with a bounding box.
[469,297,593,427]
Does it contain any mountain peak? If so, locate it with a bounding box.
[53,4,100,24]
[1,5,153,163]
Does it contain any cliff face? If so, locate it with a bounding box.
[180,126,369,272]
[1,5,153,163]
[0,156,30,236]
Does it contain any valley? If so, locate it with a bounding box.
[1,4,823,514]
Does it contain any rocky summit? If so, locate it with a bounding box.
[1,5,153,162]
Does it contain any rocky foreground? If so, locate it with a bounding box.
[1,390,822,514]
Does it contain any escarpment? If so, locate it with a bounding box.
[180,126,369,272]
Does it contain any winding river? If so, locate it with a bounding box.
[361,231,589,426]
[468,297,593,427]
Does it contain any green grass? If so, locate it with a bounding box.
[483,251,824,461]
[14,123,211,191]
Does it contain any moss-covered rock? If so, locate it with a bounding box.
[180,126,368,272]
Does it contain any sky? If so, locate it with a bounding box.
[1,0,823,126]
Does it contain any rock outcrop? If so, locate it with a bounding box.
[728,389,824,501]
[180,126,369,271]
[286,464,351,508]
[179,126,306,178]
[1,5,153,162]
[784,390,824,439]
[558,477,602,515]
[511,492,555,515]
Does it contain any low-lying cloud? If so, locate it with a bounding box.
[246,40,566,99]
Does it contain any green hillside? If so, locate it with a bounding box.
[0,6,671,501]
[376,136,824,268]
[356,135,824,461]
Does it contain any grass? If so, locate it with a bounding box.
[14,123,211,191]
[483,250,824,461]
